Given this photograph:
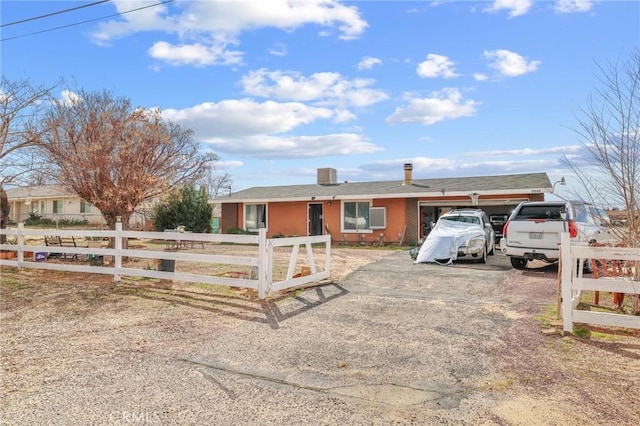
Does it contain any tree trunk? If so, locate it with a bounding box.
[0,185,10,246]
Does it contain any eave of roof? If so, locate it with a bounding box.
[5,185,76,200]
[214,172,552,204]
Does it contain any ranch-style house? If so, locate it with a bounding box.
[215,164,551,246]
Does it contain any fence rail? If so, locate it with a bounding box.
[0,221,331,299]
[560,233,640,333]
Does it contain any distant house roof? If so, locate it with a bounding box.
[215,172,552,204]
[5,185,76,200]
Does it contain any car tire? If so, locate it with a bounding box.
[478,248,487,264]
[510,257,527,270]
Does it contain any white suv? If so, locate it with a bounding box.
[500,200,618,270]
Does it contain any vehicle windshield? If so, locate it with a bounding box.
[441,215,480,225]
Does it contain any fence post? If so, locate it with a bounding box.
[561,232,573,334]
[17,222,25,267]
[258,228,267,299]
[325,235,331,277]
[114,217,122,282]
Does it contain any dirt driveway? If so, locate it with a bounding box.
[1,248,639,425]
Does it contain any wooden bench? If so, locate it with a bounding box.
[44,236,87,260]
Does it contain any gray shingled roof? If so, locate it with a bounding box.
[216,172,552,203]
[5,185,76,200]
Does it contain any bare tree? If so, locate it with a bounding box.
[0,77,59,240]
[200,171,234,199]
[564,48,640,245]
[0,77,59,182]
[39,89,218,230]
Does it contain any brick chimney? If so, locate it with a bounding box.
[403,163,413,186]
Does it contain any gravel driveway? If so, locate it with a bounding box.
[2,250,638,425]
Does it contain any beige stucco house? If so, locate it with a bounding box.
[4,185,153,228]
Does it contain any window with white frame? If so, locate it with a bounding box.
[80,200,92,214]
[342,201,370,231]
[245,203,267,231]
[52,200,64,214]
[32,200,45,214]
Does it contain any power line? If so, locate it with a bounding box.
[1,0,174,42]
[1,0,112,28]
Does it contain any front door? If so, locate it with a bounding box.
[308,203,323,236]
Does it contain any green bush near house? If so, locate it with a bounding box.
[151,185,213,233]
[226,227,256,235]
[24,213,88,227]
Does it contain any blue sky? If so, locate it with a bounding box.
[2,1,638,196]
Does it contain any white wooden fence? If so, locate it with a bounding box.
[560,233,640,333]
[0,221,331,299]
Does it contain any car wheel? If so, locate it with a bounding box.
[510,257,527,270]
[478,248,487,264]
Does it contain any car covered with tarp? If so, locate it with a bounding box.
[413,209,495,265]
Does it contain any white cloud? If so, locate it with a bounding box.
[163,98,335,138]
[385,88,480,126]
[483,49,541,77]
[357,56,382,70]
[59,90,81,107]
[269,43,288,57]
[240,69,388,107]
[92,0,368,64]
[161,98,381,158]
[416,54,460,79]
[149,37,243,66]
[554,0,593,13]
[360,155,563,179]
[332,109,357,123]
[474,73,489,82]
[464,145,582,157]
[200,133,382,158]
[363,157,456,173]
[91,0,172,45]
[484,0,533,18]
[210,159,244,170]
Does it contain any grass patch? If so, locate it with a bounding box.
[572,326,591,338]
[537,303,558,327]
[485,374,517,391]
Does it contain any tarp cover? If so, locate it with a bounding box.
[414,219,485,265]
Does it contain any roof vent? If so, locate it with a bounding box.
[317,168,337,185]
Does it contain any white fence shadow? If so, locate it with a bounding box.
[560,233,640,334]
[0,222,331,299]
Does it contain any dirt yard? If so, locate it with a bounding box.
[1,247,639,424]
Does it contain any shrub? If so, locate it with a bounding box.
[152,185,213,233]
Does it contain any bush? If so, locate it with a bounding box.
[152,185,213,233]
[23,213,88,227]
[226,227,256,235]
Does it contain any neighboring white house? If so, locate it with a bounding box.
[5,185,217,230]
[4,185,152,228]
[5,185,104,225]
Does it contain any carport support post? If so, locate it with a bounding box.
[114,217,122,283]
[258,228,268,299]
[560,232,573,334]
